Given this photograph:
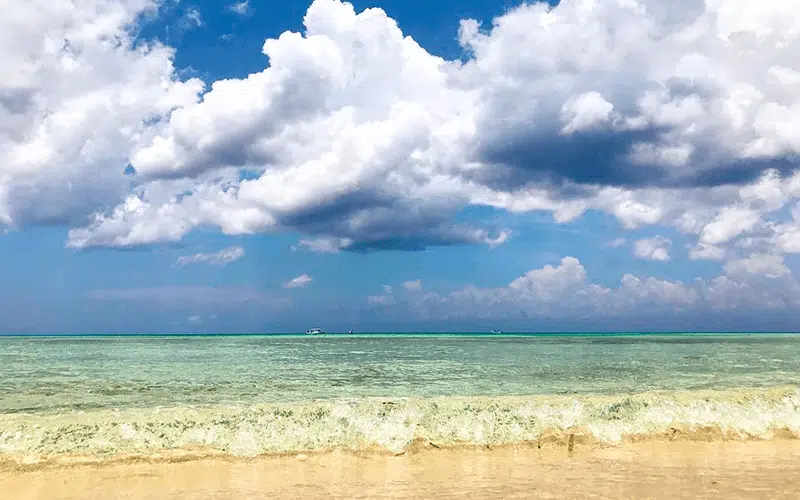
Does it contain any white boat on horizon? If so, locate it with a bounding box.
[305,328,324,335]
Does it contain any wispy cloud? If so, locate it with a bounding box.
[177,246,244,266]
[227,1,251,16]
[606,238,627,248]
[367,294,396,305]
[402,279,422,291]
[283,274,313,289]
[181,7,204,28]
[293,237,350,254]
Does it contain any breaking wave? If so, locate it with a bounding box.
[1,386,799,467]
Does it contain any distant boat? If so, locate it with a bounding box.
[305,328,324,335]
[490,330,503,334]
[348,329,354,334]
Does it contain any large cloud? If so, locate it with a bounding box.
[0,0,202,228]
[2,0,800,261]
[460,0,800,189]
[65,0,513,250]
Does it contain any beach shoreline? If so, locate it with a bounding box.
[2,439,799,499]
[1,429,797,473]
[2,385,798,468]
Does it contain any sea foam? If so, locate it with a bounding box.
[1,386,798,466]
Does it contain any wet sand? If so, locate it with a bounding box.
[2,440,800,499]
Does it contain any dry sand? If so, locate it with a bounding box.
[2,440,800,499]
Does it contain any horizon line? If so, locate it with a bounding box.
[1,331,799,337]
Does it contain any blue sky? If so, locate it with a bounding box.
[1,0,800,333]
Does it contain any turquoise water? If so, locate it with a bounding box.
[1,333,799,463]
[2,333,799,412]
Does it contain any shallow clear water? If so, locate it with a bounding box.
[1,333,799,462]
[2,333,799,413]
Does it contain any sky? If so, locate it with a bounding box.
[1,0,800,333]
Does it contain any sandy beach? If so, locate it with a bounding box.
[2,440,799,499]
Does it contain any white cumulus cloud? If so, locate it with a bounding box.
[633,236,672,261]
[368,254,800,321]
[724,253,790,279]
[0,0,202,229]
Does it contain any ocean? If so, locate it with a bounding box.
[1,333,799,466]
